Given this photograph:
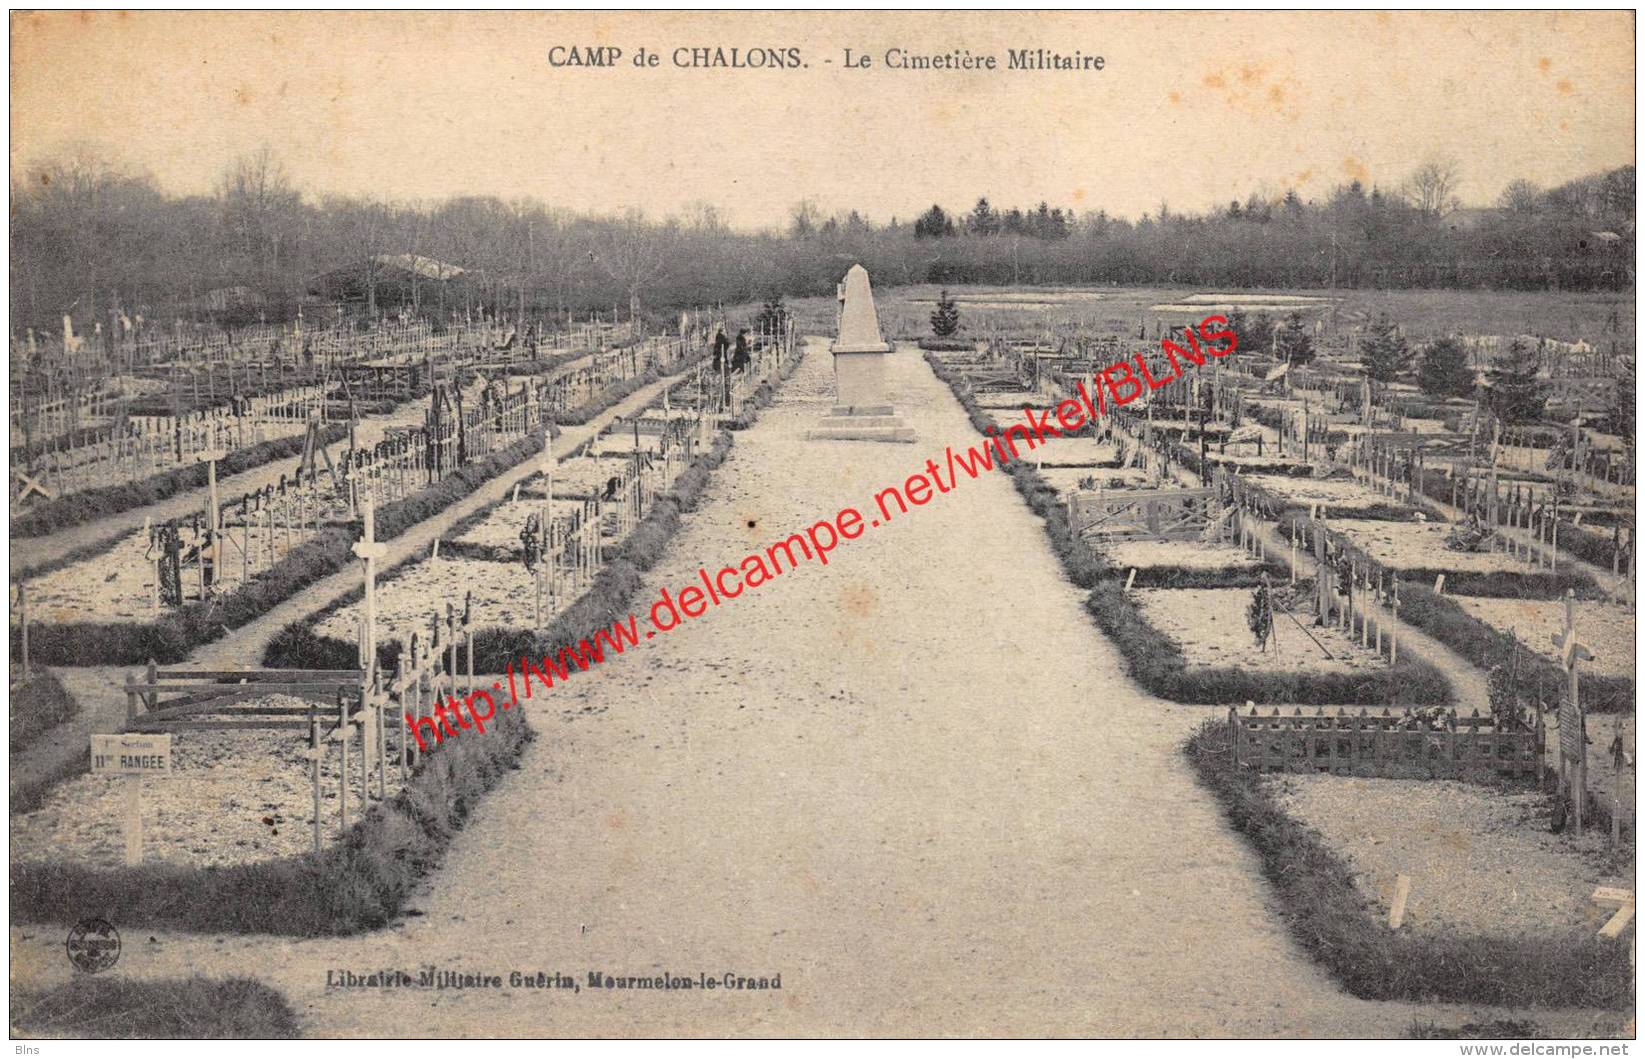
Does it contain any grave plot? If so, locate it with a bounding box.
[1331,518,1533,574]
[24,499,342,625]
[313,556,539,643]
[971,389,1043,410]
[1243,474,1426,516]
[1036,465,1151,497]
[1133,587,1387,674]
[548,453,643,497]
[1105,539,1260,573]
[1014,434,1116,466]
[10,715,378,869]
[1450,596,1635,679]
[1266,774,1619,942]
[451,492,588,552]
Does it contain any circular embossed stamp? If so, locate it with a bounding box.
[65,918,121,974]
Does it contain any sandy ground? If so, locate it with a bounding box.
[1331,519,1532,574]
[1450,597,1636,680]
[452,497,592,551]
[11,704,394,868]
[8,341,1628,1037]
[1245,475,1424,512]
[26,515,331,625]
[312,556,542,645]
[1105,540,1259,572]
[1134,588,1386,673]
[1015,435,1115,466]
[1267,776,1620,940]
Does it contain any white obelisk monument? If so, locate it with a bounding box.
[807,264,915,442]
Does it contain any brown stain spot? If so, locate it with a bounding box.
[1167,90,1182,105]
[1268,83,1286,106]
[1538,56,1552,75]
[841,583,876,619]
[38,171,49,187]
[1237,64,1264,86]
[1295,168,1314,186]
[234,85,254,107]
[1072,187,1086,203]
[1201,73,1225,90]
[1342,157,1370,183]
[605,810,626,831]
[785,992,803,1010]
[1556,79,1574,95]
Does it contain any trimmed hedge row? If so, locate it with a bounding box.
[13,353,708,665]
[1397,585,1633,714]
[8,668,82,753]
[14,430,553,668]
[1187,720,1631,1008]
[11,425,349,540]
[11,689,533,936]
[12,364,764,935]
[1087,581,1451,706]
[11,975,302,1039]
[1412,467,1631,573]
[925,350,1453,708]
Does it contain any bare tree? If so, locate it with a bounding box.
[591,209,670,322]
[1497,178,1543,214]
[1403,157,1463,218]
[217,146,301,298]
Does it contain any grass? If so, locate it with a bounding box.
[1187,719,1633,1008]
[9,667,81,753]
[11,975,301,1039]
[10,425,349,539]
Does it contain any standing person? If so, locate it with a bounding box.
[732,329,751,374]
[712,328,731,409]
[712,327,729,372]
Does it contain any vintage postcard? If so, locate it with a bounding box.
[6,8,1638,1044]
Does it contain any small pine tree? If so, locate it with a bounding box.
[1359,315,1411,384]
[930,289,961,338]
[1484,338,1546,425]
[1235,310,1274,355]
[1247,581,1274,650]
[1417,335,1476,399]
[1275,312,1316,366]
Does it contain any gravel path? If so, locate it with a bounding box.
[9,341,1616,1036]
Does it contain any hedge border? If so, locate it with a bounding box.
[11,425,350,540]
[8,667,81,753]
[10,975,302,1039]
[10,337,791,936]
[1187,719,1631,1008]
[923,351,1453,707]
[10,353,713,667]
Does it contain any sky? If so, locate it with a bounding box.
[10,10,1636,230]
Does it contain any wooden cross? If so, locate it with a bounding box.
[1551,589,1595,835]
[12,466,53,504]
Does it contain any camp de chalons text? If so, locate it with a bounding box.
[548,45,1104,72]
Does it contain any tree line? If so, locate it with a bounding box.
[9,145,1635,335]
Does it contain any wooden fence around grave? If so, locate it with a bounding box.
[124,666,375,852]
[1230,705,1543,781]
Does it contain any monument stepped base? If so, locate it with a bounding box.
[806,411,916,444]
